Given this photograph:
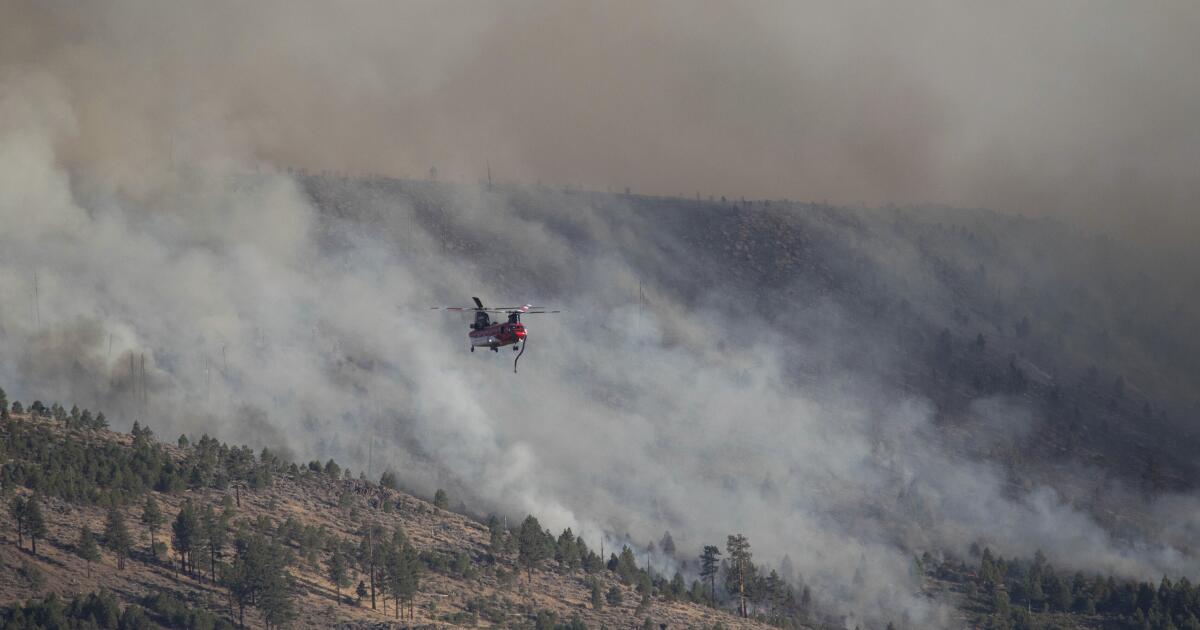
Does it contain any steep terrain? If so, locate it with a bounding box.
[4,175,1198,629]
[308,175,1200,506]
[0,410,785,629]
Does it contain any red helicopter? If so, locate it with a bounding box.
[431,297,560,372]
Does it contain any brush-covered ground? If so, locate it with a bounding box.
[0,409,793,630]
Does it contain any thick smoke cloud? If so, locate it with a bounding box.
[2,2,1198,627]
[4,2,1199,244]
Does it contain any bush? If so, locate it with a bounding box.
[141,592,235,630]
[17,560,45,590]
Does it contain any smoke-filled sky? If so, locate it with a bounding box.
[3,2,1199,627]
[3,1,1199,243]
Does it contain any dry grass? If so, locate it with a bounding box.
[0,415,785,629]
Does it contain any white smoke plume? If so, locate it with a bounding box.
[2,3,1199,627]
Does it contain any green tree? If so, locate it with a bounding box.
[357,525,385,610]
[25,496,47,556]
[141,495,164,560]
[224,532,292,630]
[77,526,101,577]
[518,515,550,582]
[660,531,676,557]
[260,572,295,630]
[591,581,604,609]
[700,545,722,606]
[606,585,623,606]
[556,528,581,569]
[0,386,8,419]
[201,503,228,582]
[329,545,350,605]
[392,542,421,620]
[103,506,132,570]
[616,545,640,584]
[433,488,449,509]
[379,470,398,489]
[9,496,28,549]
[670,571,687,601]
[323,458,341,479]
[172,500,199,576]
[725,534,754,617]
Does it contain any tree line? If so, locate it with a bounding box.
[934,546,1200,630]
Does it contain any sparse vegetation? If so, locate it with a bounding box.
[6,378,1193,630]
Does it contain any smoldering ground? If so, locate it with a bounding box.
[3,2,1200,627]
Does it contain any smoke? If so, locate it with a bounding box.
[3,2,1199,627]
[5,2,1200,242]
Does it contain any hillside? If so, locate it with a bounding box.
[0,408,790,629]
[3,174,1197,630]
[307,174,1200,511]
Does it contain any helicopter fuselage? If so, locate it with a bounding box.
[469,321,526,350]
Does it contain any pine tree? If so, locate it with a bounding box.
[357,525,385,610]
[77,526,100,577]
[141,495,164,560]
[201,503,228,582]
[616,545,640,584]
[591,581,604,610]
[0,386,8,419]
[518,515,549,582]
[606,585,623,606]
[433,488,449,509]
[260,572,296,630]
[556,528,580,569]
[9,496,27,550]
[670,571,687,600]
[700,545,721,606]
[379,470,398,489]
[103,506,132,569]
[726,534,754,617]
[172,500,199,575]
[329,546,349,605]
[25,496,47,556]
[660,531,676,557]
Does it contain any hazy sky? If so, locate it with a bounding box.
[3,1,1198,243]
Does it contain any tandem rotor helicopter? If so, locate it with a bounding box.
[430,297,561,373]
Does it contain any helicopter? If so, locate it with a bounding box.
[430,297,560,372]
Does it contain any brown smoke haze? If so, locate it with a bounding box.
[3,3,1200,627]
[4,1,1198,244]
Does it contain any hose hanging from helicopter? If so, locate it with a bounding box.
[513,334,527,373]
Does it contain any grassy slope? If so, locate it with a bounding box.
[0,413,781,630]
